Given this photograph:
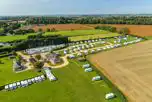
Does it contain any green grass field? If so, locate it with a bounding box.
[45,29,109,36]
[69,33,120,41]
[0,30,115,42]
[0,57,40,86]
[0,57,122,102]
[0,34,34,42]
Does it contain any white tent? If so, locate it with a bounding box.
[12,83,17,89]
[77,53,82,57]
[83,64,90,68]
[91,50,95,53]
[82,46,85,50]
[105,93,115,100]
[24,80,28,86]
[21,81,25,87]
[64,50,68,55]
[69,55,75,59]
[85,68,93,72]
[103,47,106,50]
[43,67,57,81]
[76,42,79,44]
[31,78,36,83]
[27,79,32,85]
[41,75,45,80]
[92,76,101,81]
[5,85,9,90]
[38,76,42,82]
[9,84,13,90]
[97,48,102,51]
[90,45,94,48]
[17,82,21,87]
[35,77,39,82]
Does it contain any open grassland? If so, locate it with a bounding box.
[88,40,152,102]
[32,24,94,31]
[87,24,152,37]
[45,29,109,36]
[0,58,121,102]
[0,57,40,86]
[0,30,116,42]
[69,33,119,41]
[0,34,34,42]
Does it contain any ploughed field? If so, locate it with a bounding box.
[88,40,152,102]
[32,24,152,37]
[32,24,94,31]
[88,24,152,37]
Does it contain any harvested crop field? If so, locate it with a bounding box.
[88,24,152,37]
[89,40,152,102]
[32,24,94,31]
[32,24,152,37]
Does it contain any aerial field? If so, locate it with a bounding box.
[0,58,121,102]
[87,24,152,37]
[32,24,94,31]
[0,30,115,42]
[69,33,119,41]
[0,57,40,86]
[32,24,152,37]
[88,40,152,102]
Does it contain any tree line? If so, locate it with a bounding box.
[27,16,152,25]
[0,34,69,53]
[95,25,130,35]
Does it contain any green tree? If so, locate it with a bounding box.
[118,28,130,35]
[38,28,43,32]
[46,28,50,32]
[51,28,56,32]
[35,54,41,60]
[33,61,44,71]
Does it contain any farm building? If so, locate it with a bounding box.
[43,67,57,81]
[13,60,26,72]
[29,57,37,64]
[46,53,61,65]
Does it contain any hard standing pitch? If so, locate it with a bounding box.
[89,40,152,102]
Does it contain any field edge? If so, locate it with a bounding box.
[87,55,128,102]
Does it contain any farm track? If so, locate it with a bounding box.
[89,40,152,102]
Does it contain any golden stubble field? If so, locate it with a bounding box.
[89,40,152,102]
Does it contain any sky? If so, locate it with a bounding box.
[0,0,152,16]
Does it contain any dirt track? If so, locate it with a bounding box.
[89,40,152,102]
